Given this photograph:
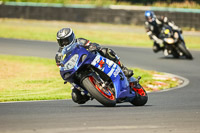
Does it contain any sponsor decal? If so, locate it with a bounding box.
[92,55,121,77]
[113,67,121,77]
[98,60,105,68]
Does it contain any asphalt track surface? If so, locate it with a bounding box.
[0,38,200,133]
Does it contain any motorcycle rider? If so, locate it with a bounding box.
[55,28,133,104]
[145,10,181,53]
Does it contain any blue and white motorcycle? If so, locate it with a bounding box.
[59,43,148,107]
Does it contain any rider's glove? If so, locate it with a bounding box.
[152,35,163,44]
[156,39,163,44]
[88,43,101,52]
[55,53,62,66]
[179,28,183,34]
[56,62,61,67]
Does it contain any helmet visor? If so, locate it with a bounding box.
[146,16,153,22]
[58,33,75,47]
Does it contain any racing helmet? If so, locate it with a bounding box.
[57,28,75,47]
[145,11,156,23]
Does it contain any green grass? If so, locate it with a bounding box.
[0,19,187,102]
[0,18,152,47]
[0,18,199,49]
[0,55,179,102]
[0,55,71,102]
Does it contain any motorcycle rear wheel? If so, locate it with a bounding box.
[130,85,148,106]
[82,76,116,107]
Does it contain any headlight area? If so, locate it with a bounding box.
[164,38,175,44]
[64,54,79,71]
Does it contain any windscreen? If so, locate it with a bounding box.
[61,43,78,61]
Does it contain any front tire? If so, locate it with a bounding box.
[82,76,116,107]
[178,43,193,59]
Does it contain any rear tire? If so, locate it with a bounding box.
[82,76,116,107]
[131,86,148,106]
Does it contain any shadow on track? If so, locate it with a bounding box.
[78,104,152,108]
[159,56,194,60]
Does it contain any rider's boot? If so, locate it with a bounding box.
[71,87,90,104]
[117,61,133,78]
[153,42,164,53]
[100,48,133,78]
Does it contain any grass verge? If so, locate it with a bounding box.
[0,18,200,49]
[0,55,180,102]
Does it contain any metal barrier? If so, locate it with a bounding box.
[0,2,200,29]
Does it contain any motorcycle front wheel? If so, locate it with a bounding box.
[82,76,116,107]
[178,43,193,59]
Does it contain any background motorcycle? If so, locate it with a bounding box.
[160,25,193,59]
[59,43,148,107]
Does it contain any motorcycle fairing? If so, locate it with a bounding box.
[60,45,135,99]
[60,45,96,82]
[91,54,135,99]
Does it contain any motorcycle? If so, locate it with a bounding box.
[59,43,148,107]
[160,25,193,59]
